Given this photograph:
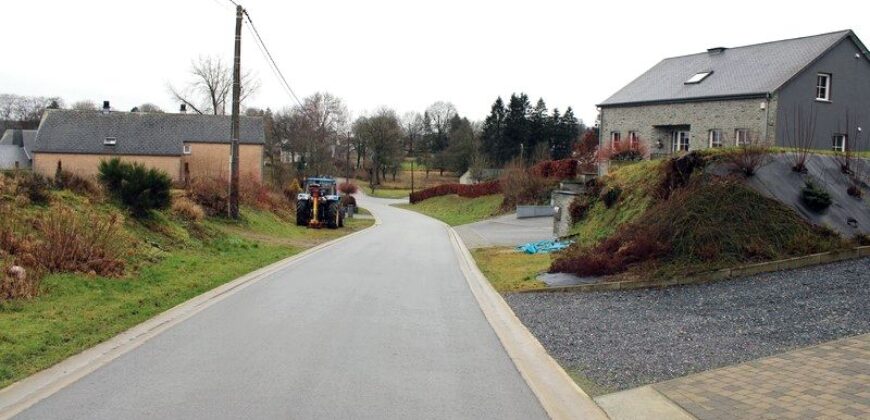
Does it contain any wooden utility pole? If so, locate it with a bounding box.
[410,134,414,194]
[229,4,243,219]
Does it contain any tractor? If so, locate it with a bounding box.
[296,177,344,229]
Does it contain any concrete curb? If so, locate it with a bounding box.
[0,217,381,420]
[446,226,609,420]
[522,246,870,294]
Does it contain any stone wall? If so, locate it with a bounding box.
[600,97,777,156]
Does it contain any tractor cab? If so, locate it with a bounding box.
[296,177,343,229]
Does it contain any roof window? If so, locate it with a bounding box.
[104,137,117,146]
[685,71,712,84]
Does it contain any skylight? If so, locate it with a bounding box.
[685,71,712,84]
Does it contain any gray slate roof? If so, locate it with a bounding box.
[600,30,866,106]
[34,110,265,156]
[0,145,30,169]
[0,129,37,159]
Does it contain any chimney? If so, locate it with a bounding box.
[707,47,727,55]
[179,104,187,114]
[102,101,111,114]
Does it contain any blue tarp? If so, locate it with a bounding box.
[516,240,573,254]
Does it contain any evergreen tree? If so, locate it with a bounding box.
[480,97,507,165]
[528,98,549,160]
[550,107,580,160]
[503,93,531,162]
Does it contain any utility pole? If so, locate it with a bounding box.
[409,134,414,194]
[229,4,243,219]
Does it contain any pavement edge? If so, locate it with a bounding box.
[446,226,610,420]
[0,216,381,419]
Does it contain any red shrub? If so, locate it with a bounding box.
[409,181,501,204]
[596,136,648,162]
[529,159,578,180]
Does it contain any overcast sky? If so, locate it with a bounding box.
[2,0,868,124]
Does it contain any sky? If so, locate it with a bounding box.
[1,0,868,125]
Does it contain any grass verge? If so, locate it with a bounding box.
[0,208,372,389]
[362,185,411,199]
[395,194,505,226]
[471,247,548,293]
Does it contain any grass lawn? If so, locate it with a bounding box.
[471,247,549,293]
[395,194,505,226]
[362,185,412,199]
[0,209,372,389]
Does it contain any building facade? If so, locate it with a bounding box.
[599,30,870,157]
[31,108,265,183]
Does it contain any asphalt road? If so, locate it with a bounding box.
[16,194,546,420]
[454,213,554,249]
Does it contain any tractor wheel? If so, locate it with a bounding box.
[296,200,311,226]
[325,201,340,229]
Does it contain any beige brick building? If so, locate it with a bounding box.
[32,107,265,183]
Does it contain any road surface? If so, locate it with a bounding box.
[455,213,554,249]
[15,194,547,419]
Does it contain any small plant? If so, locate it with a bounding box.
[171,197,205,222]
[725,132,770,177]
[601,186,622,208]
[16,172,51,205]
[54,170,102,200]
[801,181,832,212]
[778,105,817,173]
[568,196,592,223]
[846,184,863,198]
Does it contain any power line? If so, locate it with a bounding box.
[242,10,304,108]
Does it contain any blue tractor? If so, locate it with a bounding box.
[296,177,344,229]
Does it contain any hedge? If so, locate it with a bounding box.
[529,159,578,180]
[409,181,501,204]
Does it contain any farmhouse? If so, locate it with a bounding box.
[599,30,870,155]
[32,105,265,183]
[0,129,36,170]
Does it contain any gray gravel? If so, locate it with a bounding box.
[506,258,870,392]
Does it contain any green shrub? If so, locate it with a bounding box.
[98,158,172,217]
[800,181,832,212]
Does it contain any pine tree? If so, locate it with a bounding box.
[528,98,549,161]
[504,93,531,162]
[550,107,580,160]
[481,97,507,165]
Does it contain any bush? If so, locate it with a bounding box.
[596,137,649,162]
[16,172,51,205]
[189,177,229,216]
[409,181,501,204]
[568,196,592,223]
[724,144,770,177]
[846,184,863,198]
[1,262,40,301]
[601,186,622,208]
[171,197,205,222]
[529,159,578,180]
[97,158,172,217]
[499,161,556,209]
[801,181,832,212]
[338,182,359,194]
[54,170,102,200]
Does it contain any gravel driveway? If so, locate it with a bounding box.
[506,258,870,392]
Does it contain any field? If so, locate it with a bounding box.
[395,194,505,226]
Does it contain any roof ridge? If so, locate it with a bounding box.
[662,29,852,61]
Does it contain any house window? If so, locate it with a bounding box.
[816,73,831,101]
[183,144,192,155]
[735,129,749,146]
[628,131,639,149]
[709,129,723,148]
[104,137,117,146]
[685,71,712,84]
[832,134,847,152]
[611,132,621,148]
[672,131,690,152]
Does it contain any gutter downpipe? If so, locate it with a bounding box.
[763,93,771,143]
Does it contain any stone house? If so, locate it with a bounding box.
[32,106,265,183]
[0,129,36,170]
[598,30,870,157]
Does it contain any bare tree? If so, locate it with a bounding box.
[271,92,349,178]
[354,108,403,188]
[0,94,63,129]
[137,103,164,113]
[778,104,817,173]
[168,56,260,115]
[71,100,98,111]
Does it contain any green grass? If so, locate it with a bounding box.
[570,160,661,247]
[770,146,870,159]
[0,206,373,389]
[362,185,411,199]
[471,247,549,293]
[355,207,371,215]
[395,194,505,226]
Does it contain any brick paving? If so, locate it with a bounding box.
[654,334,870,420]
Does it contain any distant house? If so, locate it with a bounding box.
[32,105,265,183]
[599,30,870,156]
[0,129,36,170]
